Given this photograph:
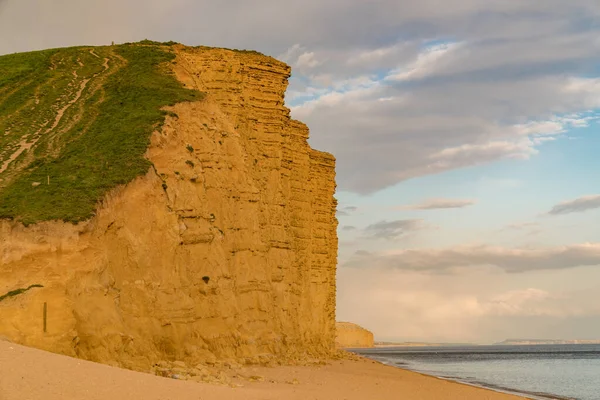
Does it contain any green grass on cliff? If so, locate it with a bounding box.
[0,42,203,225]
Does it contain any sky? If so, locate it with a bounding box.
[1,0,599,344]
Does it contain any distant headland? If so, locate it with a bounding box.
[494,339,600,345]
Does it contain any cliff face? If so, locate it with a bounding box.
[335,322,374,348]
[0,45,338,371]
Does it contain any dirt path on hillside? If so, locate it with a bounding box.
[0,49,123,183]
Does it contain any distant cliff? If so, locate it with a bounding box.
[335,322,374,348]
[495,339,600,345]
[0,42,338,372]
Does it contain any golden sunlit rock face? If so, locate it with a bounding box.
[0,45,338,372]
[335,322,374,348]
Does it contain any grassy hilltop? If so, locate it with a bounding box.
[0,41,203,225]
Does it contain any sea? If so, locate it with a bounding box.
[352,344,600,400]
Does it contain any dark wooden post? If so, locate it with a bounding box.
[43,302,47,333]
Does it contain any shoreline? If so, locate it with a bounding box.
[358,355,569,400]
[441,376,572,400]
[426,373,567,400]
[1,341,528,400]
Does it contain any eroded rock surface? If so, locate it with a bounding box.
[335,322,374,348]
[0,45,338,372]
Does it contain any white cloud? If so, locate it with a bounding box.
[400,198,476,210]
[562,78,600,109]
[336,205,359,217]
[549,194,600,215]
[386,41,463,82]
[427,140,538,169]
[363,219,428,240]
[345,243,600,273]
[504,222,539,230]
[337,265,600,342]
[277,43,302,63]
[483,288,557,317]
[277,45,321,71]
[291,78,382,118]
[513,120,566,136]
[499,222,541,237]
[513,113,600,136]
[290,57,599,193]
[295,51,320,69]
[284,11,600,194]
[347,43,409,65]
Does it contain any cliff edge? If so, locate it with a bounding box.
[0,42,338,373]
[335,322,374,348]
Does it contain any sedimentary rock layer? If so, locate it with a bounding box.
[0,45,338,372]
[335,322,374,348]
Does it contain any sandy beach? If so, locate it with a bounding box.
[0,341,525,400]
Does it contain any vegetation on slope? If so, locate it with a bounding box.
[0,284,43,303]
[0,42,203,225]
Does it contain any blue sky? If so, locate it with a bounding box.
[1,0,599,343]
[335,123,600,252]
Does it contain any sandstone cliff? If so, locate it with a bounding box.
[335,322,374,348]
[0,44,338,372]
